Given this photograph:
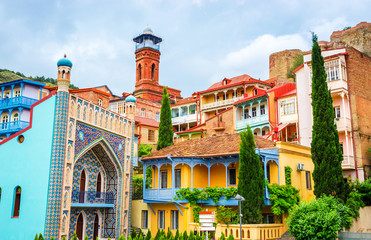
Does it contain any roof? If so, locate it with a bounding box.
[176,123,206,134]
[57,55,72,67]
[0,78,46,87]
[198,74,273,94]
[70,88,111,96]
[171,97,197,107]
[135,116,159,128]
[279,89,296,98]
[142,133,276,160]
[266,83,296,98]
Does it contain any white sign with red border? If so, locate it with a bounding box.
[199,211,215,231]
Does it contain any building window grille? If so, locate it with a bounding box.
[175,169,181,188]
[260,105,265,115]
[14,90,21,97]
[142,210,148,229]
[158,210,165,229]
[13,113,19,121]
[160,171,167,189]
[141,108,146,117]
[171,210,179,230]
[334,107,341,118]
[252,107,257,117]
[281,100,296,115]
[148,130,155,142]
[156,112,160,122]
[228,168,236,186]
[98,99,103,106]
[306,171,312,190]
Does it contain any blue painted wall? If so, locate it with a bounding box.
[0,95,56,240]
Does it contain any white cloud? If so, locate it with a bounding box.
[310,17,350,41]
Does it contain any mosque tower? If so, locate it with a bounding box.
[57,54,73,92]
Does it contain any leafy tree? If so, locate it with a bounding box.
[183,230,188,240]
[219,233,226,240]
[166,227,173,239]
[34,234,38,240]
[311,34,347,201]
[238,125,265,223]
[84,236,88,240]
[354,178,371,206]
[61,236,66,240]
[267,184,300,216]
[139,144,153,157]
[157,87,174,150]
[288,196,353,240]
[215,206,238,225]
[154,229,161,240]
[284,166,293,185]
[227,234,234,240]
[131,229,137,239]
[188,231,195,240]
[174,229,179,240]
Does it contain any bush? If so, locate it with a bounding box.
[145,229,152,240]
[119,234,126,240]
[226,234,234,240]
[288,196,353,240]
[219,233,226,240]
[215,206,238,225]
[354,178,371,206]
[267,184,300,216]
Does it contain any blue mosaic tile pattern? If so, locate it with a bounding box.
[69,209,102,239]
[44,91,69,239]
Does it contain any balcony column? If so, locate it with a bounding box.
[20,83,24,97]
[10,85,14,98]
[263,157,269,199]
[157,164,160,197]
[1,87,4,99]
[214,93,217,102]
[225,161,228,188]
[258,100,261,117]
[339,59,343,80]
[143,164,147,191]
[18,107,22,121]
[233,89,236,98]
[250,103,253,117]
[242,105,245,119]
[224,90,227,100]
[8,108,13,121]
[208,162,211,187]
[191,162,194,188]
[172,163,175,198]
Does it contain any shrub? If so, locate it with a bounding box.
[267,184,300,216]
[226,234,234,240]
[71,232,78,240]
[38,233,44,240]
[219,233,226,240]
[215,206,238,225]
[119,234,126,240]
[354,178,371,206]
[145,229,152,240]
[288,196,353,240]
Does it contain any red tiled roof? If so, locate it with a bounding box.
[142,133,276,160]
[172,97,197,107]
[233,92,268,105]
[267,83,296,98]
[279,89,296,98]
[135,116,159,128]
[176,123,206,134]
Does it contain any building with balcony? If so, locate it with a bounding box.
[294,47,371,180]
[0,79,46,140]
[171,96,199,132]
[0,56,135,240]
[139,133,314,237]
[197,74,273,123]
[234,83,296,137]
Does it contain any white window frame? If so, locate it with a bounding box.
[158,210,165,229]
[260,105,265,115]
[141,108,146,117]
[142,210,148,229]
[98,98,103,106]
[171,210,179,230]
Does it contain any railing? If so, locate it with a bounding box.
[236,114,269,130]
[213,121,226,129]
[342,155,355,170]
[201,96,243,111]
[189,223,284,240]
[0,120,29,134]
[143,188,172,201]
[0,96,38,109]
[71,190,115,204]
[327,78,348,91]
[135,42,160,51]
[172,114,197,125]
[335,117,351,132]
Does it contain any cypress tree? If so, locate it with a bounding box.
[38,233,44,240]
[238,125,265,223]
[157,87,174,150]
[310,34,347,201]
[145,229,152,240]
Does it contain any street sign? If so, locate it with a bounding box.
[199,211,215,231]
[199,227,216,231]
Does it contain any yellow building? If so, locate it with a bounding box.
[136,133,314,238]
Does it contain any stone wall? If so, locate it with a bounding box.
[269,49,302,79]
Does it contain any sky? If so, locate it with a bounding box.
[0,0,370,97]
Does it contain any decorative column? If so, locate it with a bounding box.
[191,163,194,189]
[157,164,160,197]
[233,89,237,99]
[208,162,211,187]
[242,105,245,119]
[172,163,175,198]
[249,103,253,117]
[214,93,217,102]
[143,164,147,197]
[10,85,14,98]
[225,161,228,188]
[1,87,4,99]
[258,100,261,117]
[20,83,24,97]
[18,107,22,122]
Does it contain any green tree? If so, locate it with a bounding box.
[38,233,44,240]
[157,87,174,150]
[174,229,179,240]
[219,233,226,240]
[288,196,353,240]
[154,229,161,240]
[310,34,347,201]
[145,229,152,240]
[286,53,304,81]
[188,231,195,240]
[131,229,137,239]
[238,125,265,223]
[34,234,38,240]
[183,230,188,240]
[84,236,88,240]
[119,234,126,240]
[72,232,78,240]
[227,234,234,240]
[139,144,153,157]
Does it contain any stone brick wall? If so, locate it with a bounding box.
[269,49,302,79]
[346,47,371,176]
[204,108,235,137]
[136,98,161,120]
[72,91,110,109]
[331,22,371,55]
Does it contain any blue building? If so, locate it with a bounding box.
[0,56,136,240]
[0,79,45,140]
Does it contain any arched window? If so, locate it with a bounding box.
[76,213,84,240]
[70,102,75,115]
[79,170,86,203]
[2,114,9,123]
[83,107,87,120]
[105,116,108,128]
[63,191,68,209]
[151,63,155,80]
[67,145,71,161]
[89,108,93,122]
[100,113,103,127]
[94,111,98,125]
[68,123,73,138]
[96,172,102,195]
[110,118,113,130]
[13,113,19,122]
[62,215,67,233]
[138,64,142,80]
[77,104,81,119]
[13,186,21,217]
[62,70,65,79]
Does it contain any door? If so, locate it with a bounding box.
[76,214,84,240]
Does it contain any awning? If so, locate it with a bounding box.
[262,123,290,139]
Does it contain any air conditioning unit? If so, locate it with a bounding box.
[297,163,305,171]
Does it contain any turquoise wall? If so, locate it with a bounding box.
[0,95,56,240]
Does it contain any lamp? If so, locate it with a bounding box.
[234,194,245,240]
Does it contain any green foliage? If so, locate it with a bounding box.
[288,196,353,240]
[267,184,300,216]
[133,176,143,199]
[189,231,195,240]
[138,229,144,238]
[238,125,265,224]
[175,187,237,205]
[157,87,174,150]
[353,178,371,206]
[167,227,173,239]
[215,206,238,225]
[174,229,179,240]
[51,237,55,240]
[195,232,202,240]
[219,233,226,240]
[146,167,153,189]
[139,234,144,240]
[192,205,203,223]
[38,233,44,240]
[84,235,88,240]
[343,26,351,30]
[154,229,161,240]
[310,33,347,202]
[108,238,112,240]
[34,234,38,240]
[284,166,292,185]
[128,236,133,240]
[183,230,188,240]
[61,236,66,240]
[226,234,234,240]
[72,232,78,240]
[286,54,304,81]
[131,229,137,239]
[345,189,364,220]
[119,234,126,240]
[145,229,152,240]
[139,144,153,157]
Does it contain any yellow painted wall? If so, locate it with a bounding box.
[268,91,277,125]
[193,165,208,188]
[132,200,151,234]
[210,164,227,188]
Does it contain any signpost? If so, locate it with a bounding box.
[199,211,215,240]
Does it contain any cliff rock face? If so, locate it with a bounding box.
[330,22,371,55]
[269,49,302,79]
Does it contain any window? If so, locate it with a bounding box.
[77,104,81,119]
[181,106,188,116]
[262,213,275,224]
[172,108,179,118]
[98,99,102,106]
[171,210,179,230]
[243,108,249,119]
[96,173,102,193]
[14,90,21,97]
[148,130,155,141]
[325,60,340,81]
[156,112,160,122]
[160,171,167,189]
[141,108,146,117]
[340,143,344,154]
[252,107,257,117]
[175,169,181,188]
[151,64,155,81]
[189,105,196,115]
[216,96,220,102]
[83,107,87,120]
[254,89,258,95]
[334,107,341,118]
[142,210,148,229]
[138,64,142,80]
[13,113,19,122]
[13,186,21,217]
[281,100,296,115]
[158,210,165,229]
[228,168,236,186]
[306,171,312,190]
[260,105,265,115]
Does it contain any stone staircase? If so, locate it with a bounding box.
[278,231,295,240]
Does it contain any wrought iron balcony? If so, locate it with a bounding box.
[0,120,29,134]
[0,96,38,110]
[71,190,115,205]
